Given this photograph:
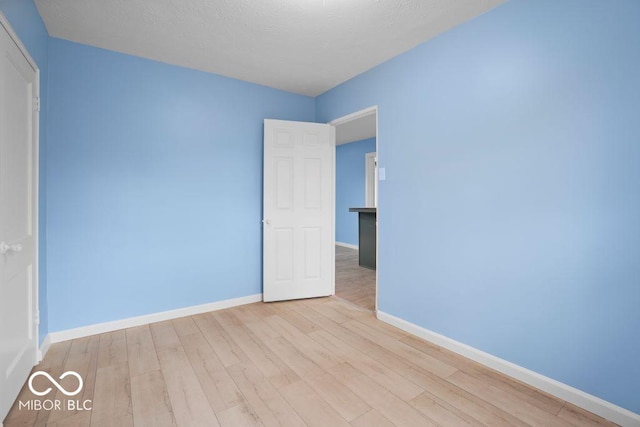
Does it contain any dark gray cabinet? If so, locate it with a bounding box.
[349,208,376,270]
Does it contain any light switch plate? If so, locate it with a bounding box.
[378,167,386,181]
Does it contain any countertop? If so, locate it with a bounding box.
[349,207,377,213]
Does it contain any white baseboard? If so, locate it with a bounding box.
[37,334,52,363]
[335,241,358,250]
[377,311,640,427]
[44,294,263,345]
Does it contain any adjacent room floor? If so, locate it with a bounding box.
[5,297,615,426]
[335,245,376,311]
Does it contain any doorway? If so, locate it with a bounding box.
[329,107,378,312]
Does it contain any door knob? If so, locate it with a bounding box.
[0,241,22,255]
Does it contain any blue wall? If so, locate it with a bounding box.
[336,138,376,246]
[46,39,315,331]
[0,0,49,342]
[317,0,640,414]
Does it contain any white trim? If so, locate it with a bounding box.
[335,241,359,250]
[38,334,51,363]
[374,109,378,313]
[365,152,377,207]
[377,311,640,427]
[44,294,263,344]
[0,11,38,71]
[331,125,336,297]
[33,65,40,369]
[328,106,377,127]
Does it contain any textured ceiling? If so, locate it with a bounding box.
[35,0,505,96]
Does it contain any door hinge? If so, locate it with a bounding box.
[34,97,40,112]
[35,310,40,325]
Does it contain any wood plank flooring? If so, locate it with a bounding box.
[4,297,617,426]
[335,245,376,311]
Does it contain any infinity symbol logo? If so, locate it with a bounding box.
[28,371,84,397]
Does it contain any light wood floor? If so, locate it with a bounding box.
[335,245,376,311]
[5,298,616,426]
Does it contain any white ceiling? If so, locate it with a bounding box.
[35,0,504,97]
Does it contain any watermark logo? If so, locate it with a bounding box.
[28,371,83,396]
[19,370,92,412]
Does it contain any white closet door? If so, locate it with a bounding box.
[0,16,39,421]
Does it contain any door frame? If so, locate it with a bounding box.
[328,106,378,312]
[0,11,41,361]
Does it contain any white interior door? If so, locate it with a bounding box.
[0,17,39,421]
[263,119,335,302]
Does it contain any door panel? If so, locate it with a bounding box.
[0,19,39,422]
[304,158,321,209]
[303,227,321,279]
[263,120,334,302]
[275,158,293,209]
[3,44,33,242]
[275,228,294,281]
